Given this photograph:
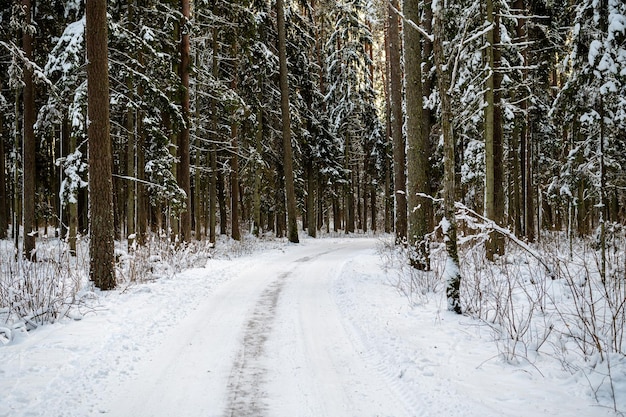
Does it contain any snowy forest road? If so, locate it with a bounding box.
[102,239,413,417]
[2,238,604,417]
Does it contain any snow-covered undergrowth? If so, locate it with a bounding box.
[0,238,87,344]
[0,232,281,345]
[381,230,626,413]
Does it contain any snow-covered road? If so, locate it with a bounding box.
[103,239,412,417]
[1,237,613,417]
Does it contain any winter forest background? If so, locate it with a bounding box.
[0,0,625,412]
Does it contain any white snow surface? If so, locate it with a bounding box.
[0,238,616,417]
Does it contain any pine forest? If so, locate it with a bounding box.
[1,0,626,413]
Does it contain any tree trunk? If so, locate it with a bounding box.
[511,0,525,238]
[306,159,316,237]
[422,0,434,234]
[217,168,227,236]
[388,0,407,244]
[525,124,535,242]
[253,107,262,237]
[209,28,219,244]
[112,147,123,241]
[0,108,8,239]
[433,0,462,314]
[209,146,217,243]
[484,0,505,260]
[13,93,20,247]
[363,172,368,233]
[277,0,299,243]
[178,0,191,243]
[370,186,377,232]
[231,120,241,241]
[230,42,241,242]
[522,3,535,243]
[22,0,36,260]
[357,166,363,231]
[404,0,431,270]
[86,0,116,289]
[509,119,522,236]
[64,117,78,256]
[345,135,355,234]
[599,97,606,284]
[194,151,202,240]
[383,17,392,234]
[137,108,147,245]
[493,13,505,252]
[126,79,136,248]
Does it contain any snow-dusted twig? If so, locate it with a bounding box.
[454,202,554,277]
[0,40,58,96]
[112,174,168,189]
[387,2,434,42]
[462,22,495,46]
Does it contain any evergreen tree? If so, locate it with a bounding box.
[325,0,381,233]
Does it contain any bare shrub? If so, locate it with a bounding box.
[0,239,87,344]
[116,232,276,286]
[384,206,625,411]
[377,237,443,305]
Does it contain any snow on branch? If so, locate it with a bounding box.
[0,40,58,97]
[462,23,494,46]
[454,202,554,277]
[112,174,168,190]
[388,2,434,42]
[415,192,554,277]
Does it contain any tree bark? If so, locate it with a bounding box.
[64,118,78,255]
[382,17,392,234]
[522,2,535,242]
[388,0,407,244]
[230,42,241,242]
[209,27,219,244]
[137,106,147,245]
[230,120,241,241]
[404,0,431,270]
[422,0,434,234]
[217,168,227,236]
[484,0,505,259]
[22,0,36,260]
[134,49,148,246]
[253,107,263,237]
[493,12,505,252]
[126,78,136,248]
[306,159,316,237]
[86,0,116,289]
[209,144,217,243]
[345,135,355,234]
[178,0,191,243]
[277,0,299,243]
[433,0,462,314]
[0,107,7,239]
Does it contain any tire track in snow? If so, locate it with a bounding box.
[332,254,429,416]
[224,247,333,416]
[225,271,290,417]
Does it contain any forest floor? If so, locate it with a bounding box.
[0,237,621,416]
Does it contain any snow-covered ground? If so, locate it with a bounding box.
[0,237,621,416]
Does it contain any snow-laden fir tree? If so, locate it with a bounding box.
[325,0,381,233]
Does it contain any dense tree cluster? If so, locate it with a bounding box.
[1,0,624,298]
